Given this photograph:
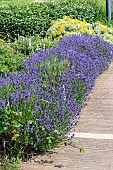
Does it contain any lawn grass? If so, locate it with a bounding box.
[0,0,33,6]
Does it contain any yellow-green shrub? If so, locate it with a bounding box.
[46,16,113,44]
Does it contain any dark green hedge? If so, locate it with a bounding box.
[0,0,106,38]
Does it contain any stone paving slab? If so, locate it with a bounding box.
[21,138,113,170]
[74,62,113,135]
[21,62,113,170]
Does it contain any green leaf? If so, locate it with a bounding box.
[12,134,19,141]
[46,137,52,144]
[41,126,45,131]
[3,126,8,131]
[54,129,60,134]
[48,139,52,144]
[80,147,86,153]
[28,120,33,124]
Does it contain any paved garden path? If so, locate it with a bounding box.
[21,62,113,170]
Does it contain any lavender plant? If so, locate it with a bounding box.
[0,34,113,156]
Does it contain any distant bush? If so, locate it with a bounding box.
[0,0,106,38]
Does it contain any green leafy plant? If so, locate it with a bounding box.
[11,36,34,56]
[0,35,58,75]
[0,0,108,39]
[0,45,27,73]
[0,156,21,170]
[9,35,58,56]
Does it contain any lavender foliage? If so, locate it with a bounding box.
[0,34,113,151]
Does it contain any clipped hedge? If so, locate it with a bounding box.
[0,0,106,38]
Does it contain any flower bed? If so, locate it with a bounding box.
[0,34,113,155]
[46,16,113,44]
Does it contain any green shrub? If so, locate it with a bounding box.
[0,35,58,74]
[0,0,107,39]
[10,36,35,56]
[9,35,58,56]
[0,45,27,73]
